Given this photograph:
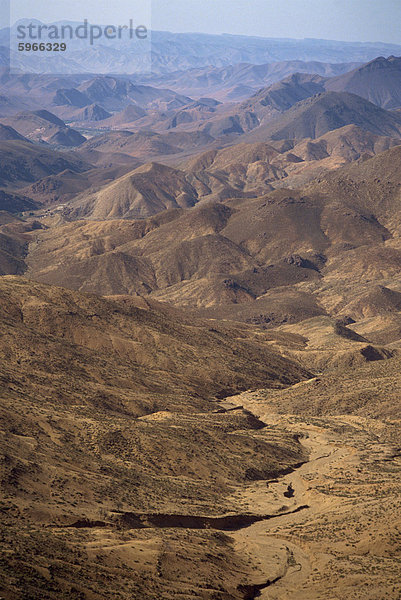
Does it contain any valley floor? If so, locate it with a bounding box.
[227,393,401,599]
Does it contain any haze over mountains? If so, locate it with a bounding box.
[1,31,401,600]
[136,60,363,101]
[2,26,401,74]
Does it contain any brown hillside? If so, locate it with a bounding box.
[68,162,199,219]
[0,276,310,598]
[325,55,401,109]
[0,141,91,188]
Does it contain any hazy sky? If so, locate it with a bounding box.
[4,0,401,45]
[152,0,401,44]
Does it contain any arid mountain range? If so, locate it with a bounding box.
[1,42,401,600]
[2,27,401,74]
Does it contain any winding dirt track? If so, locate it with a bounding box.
[49,398,401,599]
[229,401,401,600]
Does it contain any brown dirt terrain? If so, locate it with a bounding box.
[0,276,314,599]
[21,146,401,341]
[2,58,401,599]
[226,347,401,599]
[1,276,401,598]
